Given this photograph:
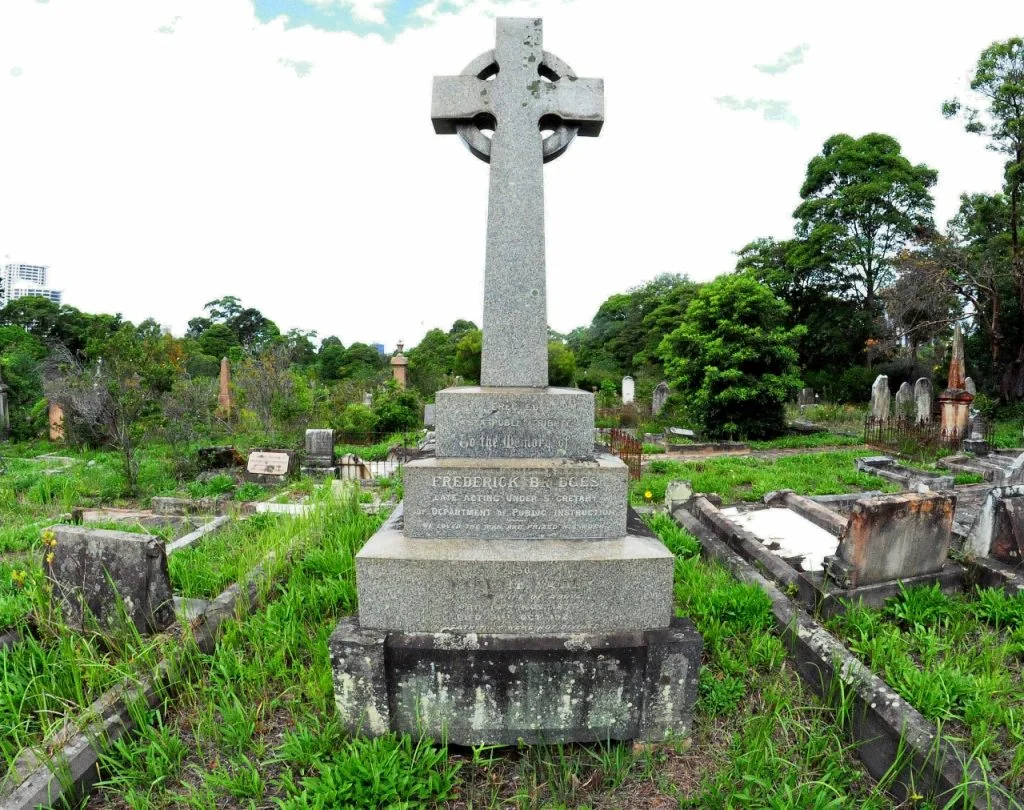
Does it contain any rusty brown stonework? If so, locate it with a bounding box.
[825,492,956,589]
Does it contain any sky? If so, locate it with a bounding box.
[0,0,1017,350]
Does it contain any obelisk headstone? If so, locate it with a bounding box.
[332,17,698,746]
[217,357,232,417]
[939,323,973,440]
[870,375,890,421]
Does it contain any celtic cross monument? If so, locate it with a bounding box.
[330,18,700,745]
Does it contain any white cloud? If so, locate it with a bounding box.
[0,0,1013,354]
[306,0,394,25]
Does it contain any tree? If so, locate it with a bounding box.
[0,325,47,439]
[454,328,483,383]
[794,133,938,312]
[547,341,576,387]
[944,39,1024,398]
[44,323,177,494]
[196,323,239,360]
[659,275,803,439]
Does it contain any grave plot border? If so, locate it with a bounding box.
[0,535,285,809]
[687,495,967,620]
[671,507,1021,809]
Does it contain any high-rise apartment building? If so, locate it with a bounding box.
[0,263,62,307]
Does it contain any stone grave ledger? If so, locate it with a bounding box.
[334,16,699,746]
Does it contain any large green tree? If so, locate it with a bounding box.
[794,133,937,312]
[659,275,803,439]
[944,38,1024,398]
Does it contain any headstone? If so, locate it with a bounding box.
[423,403,436,428]
[965,485,1024,564]
[0,365,9,439]
[914,378,932,424]
[333,17,698,747]
[390,342,409,389]
[894,381,913,420]
[46,525,175,634]
[823,492,956,589]
[665,480,694,512]
[48,401,65,441]
[965,376,977,396]
[217,357,232,416]
[870,375,890,421]
[652,381,669,415]
[302,429,337,478]
[1004,452,1024,486]
[668,426,696,439]
[938,324,973,440]
[245,450,296,484]
[621,376,635,405]
[798,387,815,407]
[362,391,373,407]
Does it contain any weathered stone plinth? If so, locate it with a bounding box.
[824,492,955,589]
[965,485,1024,565]
[403,455,627,540]
[330,616,700,745]
[47,525,175,634]
[357,506,672,634]
[435,386,595,459]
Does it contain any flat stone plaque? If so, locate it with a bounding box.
[435,387,595,460]
[403,455,627,540]
[247,451,291,476]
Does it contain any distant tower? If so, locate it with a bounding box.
[1,262,62,307]
[390,341,409,389]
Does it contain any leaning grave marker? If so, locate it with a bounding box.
[331,17,700,745]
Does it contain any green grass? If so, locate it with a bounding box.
[633,450,899,505]
[826,583,1024,793]
[748,432,865,450]
[335,431,420,462]
[86,508,907,809]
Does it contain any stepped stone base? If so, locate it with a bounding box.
[356,506,673,634]
[435,386,595,460]
[403,455,628,540]
[330,616,701,745]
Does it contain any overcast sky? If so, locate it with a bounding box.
[0,0,1016,350]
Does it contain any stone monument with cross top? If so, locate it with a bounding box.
[330,18,700,745]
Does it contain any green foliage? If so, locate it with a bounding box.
[332,402,377,443]
[660,274,804,439]
[547,340,576,386]
[371,383,420,433]
[453,327,482,383]
[794,133,937,311]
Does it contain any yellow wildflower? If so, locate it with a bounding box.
[11,570,27,587]
[644,490,653,501]
[45,552,55,565]
[41,529,57,548]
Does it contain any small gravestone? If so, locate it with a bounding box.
[302,429,337,479]
[621,375,635,405]
[424,403,436,428]
[362,391,373,407]
[652,381,669,415]
[47,525,175,634]
[668,426,696,439]
[965,376,977,396]
[965,485,1024,564]
[798,387,815,407]
[870,375,890,421]
[824,492,955,589]
[914,378,932,423]
[245,450,296,484]
[894,381,913,420]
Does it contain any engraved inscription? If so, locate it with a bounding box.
[406,467,625,539]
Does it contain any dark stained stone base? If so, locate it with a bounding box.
[329,616,701,745]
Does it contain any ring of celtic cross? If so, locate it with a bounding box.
[455,49,579,164]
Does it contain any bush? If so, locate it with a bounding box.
[660,275,803,439]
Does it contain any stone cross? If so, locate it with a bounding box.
[432,18,604,387]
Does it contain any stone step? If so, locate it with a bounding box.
[356,506,673,634]
[434,386,595,460]
[403,454,627,540]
